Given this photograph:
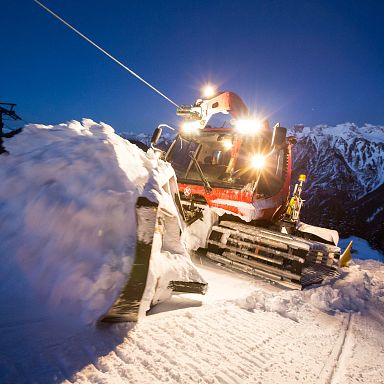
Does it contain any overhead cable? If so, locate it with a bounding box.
[33,0,180,108]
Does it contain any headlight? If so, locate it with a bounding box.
[251,154,265,169]
[222,139,233,150]
[181,120,201,134]
[235,119,262,135]
[201,84,216,98]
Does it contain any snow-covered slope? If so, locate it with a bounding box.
[290,123,384,252]
[0,119,203,324]
[2,258,383,383]
[1,120,384,383]
[291,123,384,199]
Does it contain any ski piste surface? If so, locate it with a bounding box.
[68,261,384,384]
[1,259,383,384]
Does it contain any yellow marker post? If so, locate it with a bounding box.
[339,240,353,267]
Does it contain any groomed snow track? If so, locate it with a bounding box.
[317,313,353,384]
[207,221,340,289]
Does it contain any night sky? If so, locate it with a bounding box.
[2,0,384,133]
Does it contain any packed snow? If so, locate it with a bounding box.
[1,121,383,383]
[0,119,204,324]
[67,259,384,384]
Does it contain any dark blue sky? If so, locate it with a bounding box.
[2,0,384,133]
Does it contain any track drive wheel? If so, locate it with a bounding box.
[208,229,225,255]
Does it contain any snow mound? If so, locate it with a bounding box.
[236,288,301,322]
[306,261,384,313]
[0,119,202,324]
[237,261,384,319]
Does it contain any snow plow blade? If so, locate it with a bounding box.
[100,196,207,323]
[100,197,159,323]
[207,221,340,289]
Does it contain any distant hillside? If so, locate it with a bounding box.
[290,123,384,252]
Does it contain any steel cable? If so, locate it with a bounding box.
[33,0,180,108]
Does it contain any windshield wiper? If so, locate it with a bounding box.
[189,151,212,193]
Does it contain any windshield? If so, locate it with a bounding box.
[205,112,233,129]
[167,132,286,194]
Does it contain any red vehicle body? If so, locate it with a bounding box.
[166,91,292,224]
[155,91,346,289]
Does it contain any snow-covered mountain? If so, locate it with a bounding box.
[290,123,384,199]
[290,123,384,252]
[120,130,175,151]
[123,123,384,252]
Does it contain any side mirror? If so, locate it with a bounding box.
[271,123,287,147]
[151,127,162,145]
